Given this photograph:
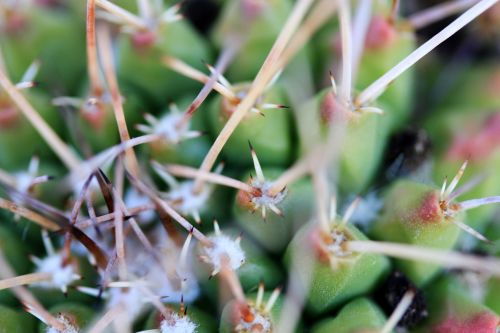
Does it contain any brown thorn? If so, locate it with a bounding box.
[70,225,109,270]
[388,0,400,25]
[0,182,68,228]
[70,173,95,225]
[126,170,212,246]
[248,140,255,153]
[95,169,115,213]
[97,22,140,176]
[87,0,103,95]
[0,198,60,231]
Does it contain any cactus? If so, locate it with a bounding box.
[311,298,387,333]
[1,0,500,333]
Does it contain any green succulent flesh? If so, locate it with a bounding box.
[371,180,462,285]
[0,305,37,333]
[208,84,293,167]
[118,21,211,105]
[287,223,390,314]
[311,298,388,333]
[415,276,500,333]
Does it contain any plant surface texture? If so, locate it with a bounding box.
[0,0,499,332]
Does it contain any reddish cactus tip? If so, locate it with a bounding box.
[433,312,500,333]
[320,91,344,124]
[365,15,397,50]
[0,100,19,128]
[447,113,500,161]
[131,30,157,49]
[415,191,444,224]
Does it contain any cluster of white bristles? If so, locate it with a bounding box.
[235,284,281,333]
[153,161,218,224]
[45,314,79,333]
[159,313,198,333]
[136,104,202,145]
[200,221,246,276]
[31,231,81,294]
[248,143,287,219]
